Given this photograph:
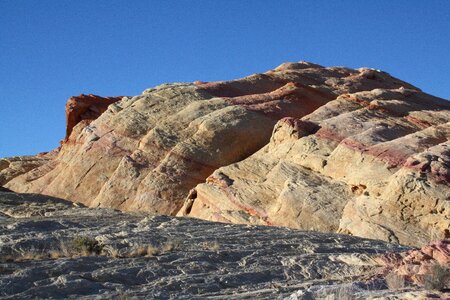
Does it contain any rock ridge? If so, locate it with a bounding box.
[2,61,448,247]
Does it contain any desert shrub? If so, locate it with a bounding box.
[129,244,160,257]
[145,245,159,256]
[200,241,220,251]
[72,236,103,255]
[128,240,182,258]
[161,239,182,253]
[1,237,184,262]
[424,264,450,291]
[385,271,405,290]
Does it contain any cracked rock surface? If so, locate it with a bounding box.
[1,191,448,299]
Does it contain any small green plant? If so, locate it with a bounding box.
[424,264,450,291]
[72,236,103,255]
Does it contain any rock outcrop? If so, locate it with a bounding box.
[64,94,124,141]
[182,87,450,246]
[2,61,449,246]
[3,190,448,299]
[0,154,53,186]
[376,240,449,287]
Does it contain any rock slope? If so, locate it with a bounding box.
[181,87,450,246]
[2,61,449,246]
[2,191,448,299]
[0,155,52,186]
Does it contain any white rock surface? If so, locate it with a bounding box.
[2,191,447,299]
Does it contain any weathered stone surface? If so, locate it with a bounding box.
[0,154,53,186]
[4,62,417,215]
[376,240,449,288]
[182,88,450,247]
[64,94,124,141]
[3,61,449,247]
[2,191,447,299]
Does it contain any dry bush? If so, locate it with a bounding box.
[1,237,183,262]
[200,241,220,251]
[108,248,121,258]
[128,244,166,257]
[160,239,182,253]
[128,245,160,257]
[49,250,63,259]
[145,245,159,256]
[385,271,405,290]
[0,236,105,262]
[47,240,73,259]
[129,246,147,257]
[1,249,51,262]
[424,264,450,291]
[16,251,47,261]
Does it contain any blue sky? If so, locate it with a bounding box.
[1,0,449,157]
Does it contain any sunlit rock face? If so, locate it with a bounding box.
[64,94,124,141]
[3,61,449,246]
[182,87,450,246]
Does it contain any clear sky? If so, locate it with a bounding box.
[1,0,449,158]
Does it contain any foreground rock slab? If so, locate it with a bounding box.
[1,191,448,299]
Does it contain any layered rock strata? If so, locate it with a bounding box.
[182,88,450,246]
[2,61,449,246]
[0,154,53,186]
[376,240,449,286]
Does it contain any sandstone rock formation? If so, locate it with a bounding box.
[64,94,124,141]
[0,154,53,186]
[2,61,449,247]
[376,240,449,287]
[182,87,450,246]
[2,190,448,299]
